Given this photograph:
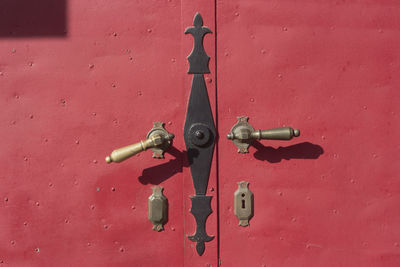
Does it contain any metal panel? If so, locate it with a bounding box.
[217,1,400,266]
[0,1,217,266]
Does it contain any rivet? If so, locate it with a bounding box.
[96,187,100,192]
[0,260,3,263]
[60,99,66,106]
[111,83,116,88]
[28,62,33,67]
[167,121,172,125]
[171,58,176,62]
[89,64,94,69]
[350,179,355,184]
[394,242,399,247]
[111,187,116,192]
[10,120,16,125]
[11,48,16,53]
[93,160,98,164]
[75,140,79,144]
[378,29,383,33]
[23,221,28,226]
[137,91,142,96]
[171,226,175,231]
[234,12,239,16]
[44,138,48,142]
[261,49,266,54]
[126,49,131,54]
[104,225,109,229]
[210,187,215,192]
[0,72,3,76]
[363,105,367,110]
[250,35,255,39]
[282,27,288,31]
[147,28,152,33]
[112,32,117,37]
[195,130,204,139]
[87,242,91,246]
[4,197,8,202]
[48,182,53,187]
[333,209,338,214]
[74,180,78,185]
[321,135,326,140]
[306,196,311,200]
[250,98,254,102]
[65,219,69,223]
[291,217,296,222]
[278,191,283,196]
[60,163,64,167]
[224,52,229,57]
[35,202,40,206]
[119,247,124,252]
[35,248,40,253]
[129,56,133,61]
[279,237,284,240]
[92,112,97,116]
[205,77,212,83]
[131,205,136,210]
[90,204,95,210]
[24,157,28,161]
[372,153,378,158]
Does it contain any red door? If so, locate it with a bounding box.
[217,1,400,266]
[1,1,399,267]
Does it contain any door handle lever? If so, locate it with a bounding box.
[105,122,174,163]
[227,116,300,153]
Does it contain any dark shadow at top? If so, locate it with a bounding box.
[252,141,324,163]
[138,146,189,185]
[0,0,67,37]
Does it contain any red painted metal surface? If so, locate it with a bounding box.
[0,0,217,266]
[217,0,400,266]
[1,0,400,266]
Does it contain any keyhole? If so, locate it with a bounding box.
[241,193,246,209]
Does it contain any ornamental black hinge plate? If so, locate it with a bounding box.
[183,13,216,256]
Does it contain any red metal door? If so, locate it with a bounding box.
[0,0,218,266]
[2,0,400,267]
[217,1,400,267]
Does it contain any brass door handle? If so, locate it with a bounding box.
[105,122,174,163]
[227,116,300,153]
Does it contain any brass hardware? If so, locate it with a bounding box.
[148,186,168,232]
[234,181,253,227]
[227,116,300,153]
[105,122,174,163]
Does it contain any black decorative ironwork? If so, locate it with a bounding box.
[183,13,215,256]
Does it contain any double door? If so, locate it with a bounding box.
[1,0,399,266]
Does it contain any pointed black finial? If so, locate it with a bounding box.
[193,12,203,27]
[185,13,212,74]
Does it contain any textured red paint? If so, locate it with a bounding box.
[0,0,217,266]
[1,0,400,266]
[217,0,400,266]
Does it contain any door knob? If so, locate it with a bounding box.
[105,122,174,163]
[227,116,300,153]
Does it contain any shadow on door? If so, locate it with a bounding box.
[0,0,67,37]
